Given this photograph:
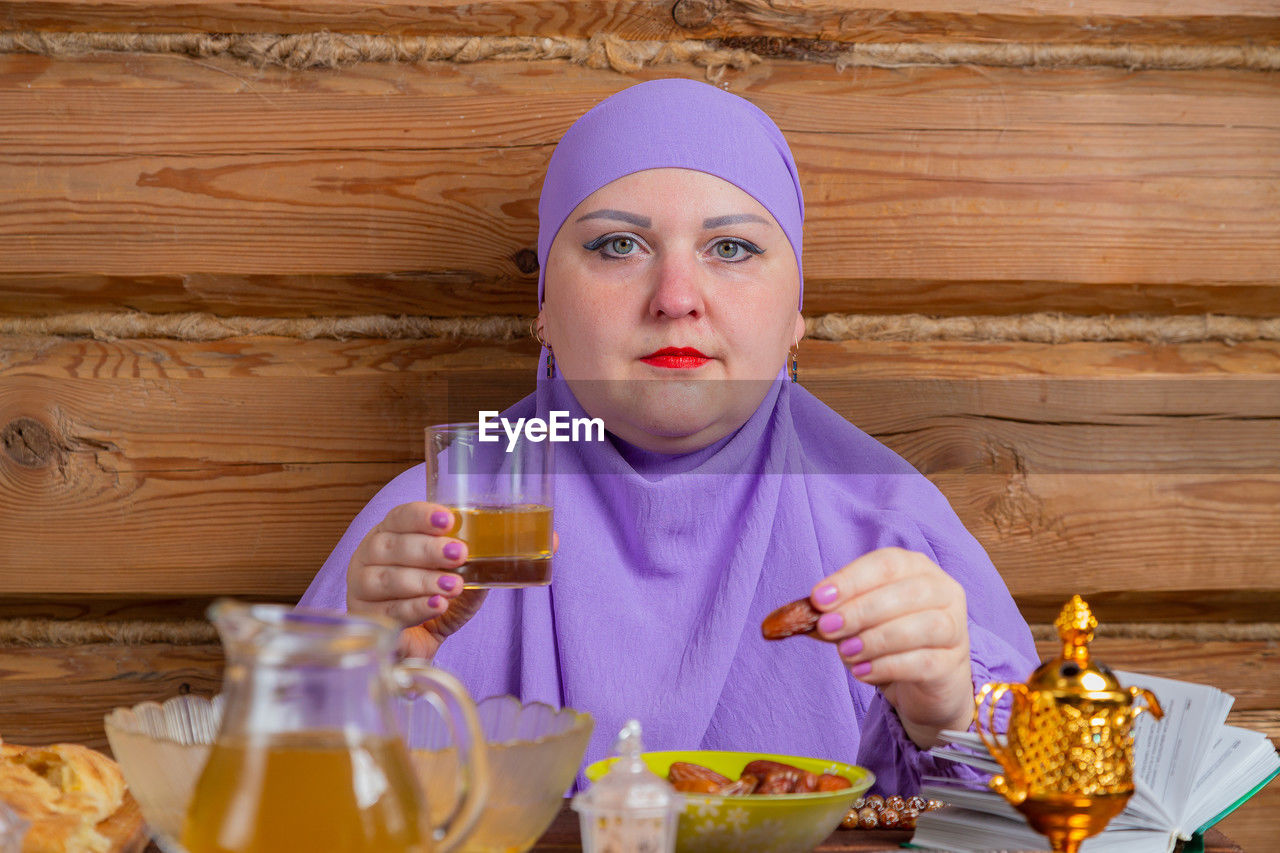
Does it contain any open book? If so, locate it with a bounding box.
[911,671,1280,853]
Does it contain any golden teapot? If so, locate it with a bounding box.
[974,596,1163,853]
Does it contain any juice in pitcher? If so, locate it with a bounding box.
[182,731,428,853]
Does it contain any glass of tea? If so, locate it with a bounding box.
[425,422,554,588]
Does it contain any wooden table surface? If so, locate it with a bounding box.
[143,805,1244,851]
[522,804,1245,852]
[529,804,910,851]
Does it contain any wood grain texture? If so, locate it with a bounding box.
[1228,710,1280,744]
[0,457,422,594]
[0,595,295,623]
[1,336,1278,601]
[2,58,1278,317]
[0,644,223,751]
[1215,781,1280,853]
[0,0,1276,42]
[6,58,1278,154]
[0,338,527,594]
[1030,639,1280,712]
[1014,591,1280,626]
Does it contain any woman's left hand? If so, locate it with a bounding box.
[810,547,974,749]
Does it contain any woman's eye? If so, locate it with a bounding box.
[711,239,760,262]
[715,240,742,260]
[608,236,636,256]
[583,234,642,258]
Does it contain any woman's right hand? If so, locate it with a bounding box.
[346,502,487,660]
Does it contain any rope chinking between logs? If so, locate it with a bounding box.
[0,32,760,75]
[2,312,1280,345]
[0,31,1278,72]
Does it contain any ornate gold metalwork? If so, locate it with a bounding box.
[974,596,1164,853]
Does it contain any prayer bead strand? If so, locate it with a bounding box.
[838,794,945,830]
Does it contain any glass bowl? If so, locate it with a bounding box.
[105,693,592,853]
[103,694,222,846]
[585,749,873,853]
[405,694,593,852]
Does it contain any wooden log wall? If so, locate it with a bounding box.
[1,1,1277,846]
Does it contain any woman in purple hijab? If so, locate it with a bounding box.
[301,78,1037,793]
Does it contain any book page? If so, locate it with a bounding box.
[929,748,1003,775]
[938,729,989,752]
[921,783,1022,820]
[912,799,1178,853]
[1121,777,1175,830]
[1117,669,1231,819]
[1182,727,1280,836]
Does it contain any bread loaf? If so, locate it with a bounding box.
[0,739,127,853]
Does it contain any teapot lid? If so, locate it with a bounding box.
[1026,596,1127,702]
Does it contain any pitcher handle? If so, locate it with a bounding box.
[974,683,1020,770]
[394,660,490,853]
[1129,686,1164,721]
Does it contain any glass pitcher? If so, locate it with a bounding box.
[181,600,489,853]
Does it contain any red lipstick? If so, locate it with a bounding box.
[641,347,710,369]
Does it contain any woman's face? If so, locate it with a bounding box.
[540,168,804,454]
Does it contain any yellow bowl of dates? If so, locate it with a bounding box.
[584,750,872,853]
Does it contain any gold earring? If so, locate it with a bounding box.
[789,344,799,383]
[531,320,554,379]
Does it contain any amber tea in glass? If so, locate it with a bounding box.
[441,504,553,587]
[426,423,555,588]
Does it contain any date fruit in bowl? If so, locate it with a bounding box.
[585,749,872,853]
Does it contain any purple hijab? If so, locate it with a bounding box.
[301,79,1036,793]
[536,77,804,306]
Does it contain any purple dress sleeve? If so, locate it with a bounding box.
[857,621,1026,794]
[844,462,1038,796]
[298,464,426,613]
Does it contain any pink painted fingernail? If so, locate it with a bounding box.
[852,661,872,677]
[428,594,445,609]
[443,542,463,561]
[818,612,843,634]
[438,575,459,592]
[839,636,864,657]
[431,510,451,529]
[814,584,838,606]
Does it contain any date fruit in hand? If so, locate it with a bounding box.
[761,597,822,640]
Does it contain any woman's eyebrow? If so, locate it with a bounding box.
[703,213,772,229]
[575,209,651,228]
